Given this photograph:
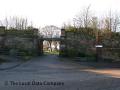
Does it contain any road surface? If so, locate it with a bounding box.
[0,55,120,90]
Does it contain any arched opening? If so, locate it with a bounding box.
[43,40,60,55]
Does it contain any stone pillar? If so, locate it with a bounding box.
[38,39,43,55]
[59,29,66,56]
[0,26,5,30]
[0,26,6,48]
[33,28,39,36]
[0,26,5,35]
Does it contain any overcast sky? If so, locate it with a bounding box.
[0,0,120,28]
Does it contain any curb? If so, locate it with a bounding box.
[0,55,24,71]
[0,62,23,71]
[0,55,37,71]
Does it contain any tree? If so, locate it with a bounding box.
[73,5,92,28]
[1,16,33,30]
[112,14,120,32]
[40,25,60,52]
[100,11,120,39]
[90,17,98,29]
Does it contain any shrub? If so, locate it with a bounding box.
[0,58,6,63]
[77,52,86,57]
[67,48,78,57]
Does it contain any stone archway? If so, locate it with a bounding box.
[37,28,66,56]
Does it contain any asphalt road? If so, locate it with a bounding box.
[0,55,120,90]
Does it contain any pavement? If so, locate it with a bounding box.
[0,62,22,70]
[0,55,23,70]
[0,54,120,90]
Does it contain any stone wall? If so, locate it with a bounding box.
[61,27,120,61]
[63,28,96,57]
[0,26,42,56]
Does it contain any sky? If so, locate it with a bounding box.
[0,0,120,28]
